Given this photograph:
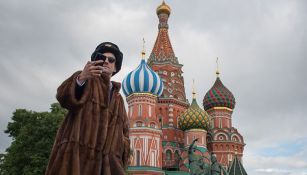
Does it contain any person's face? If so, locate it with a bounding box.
[101,52,116,76]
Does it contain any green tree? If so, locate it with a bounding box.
[0,103,67,175]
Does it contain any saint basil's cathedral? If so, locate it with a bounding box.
[122,1,247,174]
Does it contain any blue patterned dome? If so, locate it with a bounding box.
[122,59,163,97]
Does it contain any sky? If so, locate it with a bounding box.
[0,0,306,174]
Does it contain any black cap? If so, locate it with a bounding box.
[91,42,123,76]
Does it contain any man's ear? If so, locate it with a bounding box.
[113,67,117,73]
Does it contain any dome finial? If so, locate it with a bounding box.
[192,79,196,99]
[156,0,171,16]
[216,57,220,77]
[141,38,146,60]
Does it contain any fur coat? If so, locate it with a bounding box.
[45,71,130,175]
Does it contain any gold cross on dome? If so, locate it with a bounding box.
[141,38,146,59]
[216,57,220,77]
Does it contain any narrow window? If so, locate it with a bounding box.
[136,150,141,166]
[129,105,133,117]
[138,104,142,117]
[175,150,180,169]
[228,154,233,162]
[151,151,156,166]
[166,150,172,160]
[159,115,163,127]
[149,105,152,117]
[219,118,222,128]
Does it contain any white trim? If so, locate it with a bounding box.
[231,134,242,143]
[214,132,229,141]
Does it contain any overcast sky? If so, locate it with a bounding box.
[0,0,306,174]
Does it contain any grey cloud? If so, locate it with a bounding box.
[0,0,306,174]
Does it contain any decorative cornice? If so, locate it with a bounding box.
[185,128,207,133]
[127,92,158,98]
[158,97,189,107]
[207,107,233,112]
[130,127,163,133]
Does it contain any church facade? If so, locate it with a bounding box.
[122,2,247,174]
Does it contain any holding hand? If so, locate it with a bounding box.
[78,60,105,83]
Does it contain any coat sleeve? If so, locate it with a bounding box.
[120,96,130,168]
[56,71,91,110]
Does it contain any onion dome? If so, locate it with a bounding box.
[179,91,211,131]
[122,59,164,97]
[156,1,171,16]
[203,77,236,110]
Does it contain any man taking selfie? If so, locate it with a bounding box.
[45,42,130,175]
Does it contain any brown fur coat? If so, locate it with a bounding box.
[45,71,130,175]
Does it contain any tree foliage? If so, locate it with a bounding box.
[0,103,67,175]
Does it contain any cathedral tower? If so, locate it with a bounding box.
[148,1,189,170]
[123,50,164,174]
[203,66,245,169]
[178,84,211,172]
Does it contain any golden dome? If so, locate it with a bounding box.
[179,98,211,131]
[156,1,171,16]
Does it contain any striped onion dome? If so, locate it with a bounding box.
[203,77,236,110]
[122,59,163,97]
[179,97,211,131]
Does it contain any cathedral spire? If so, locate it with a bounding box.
[147,1,188,103]
[148,1,178,65]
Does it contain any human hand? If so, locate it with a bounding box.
[78,60,105,82]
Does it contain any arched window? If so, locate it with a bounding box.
[166,150,172,160]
